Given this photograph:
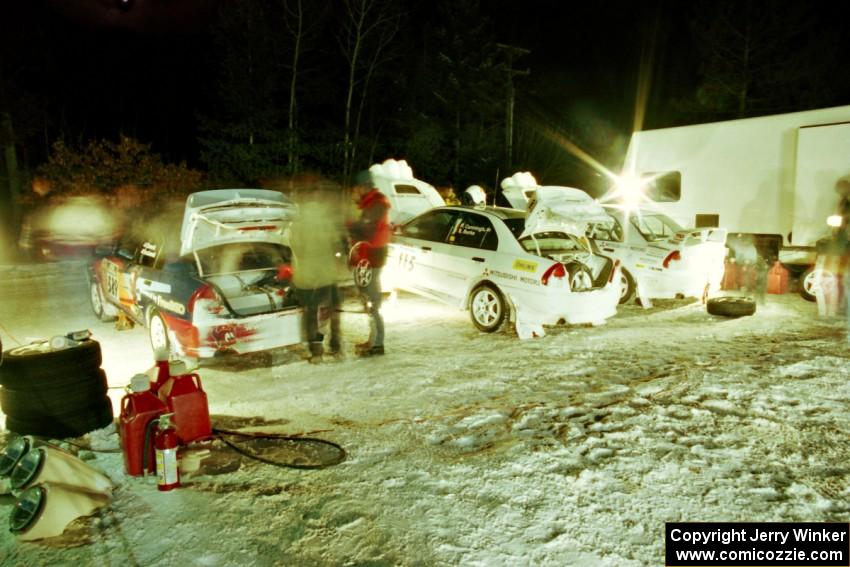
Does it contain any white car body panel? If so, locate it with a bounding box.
[496,178,727,301]
[594,206,728,299]
[172,303,303,359]
[384,206,621,336]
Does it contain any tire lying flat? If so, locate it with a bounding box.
[707,296,756,317]
[0,340,102,388]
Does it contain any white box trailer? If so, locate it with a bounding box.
[623,105,850,277]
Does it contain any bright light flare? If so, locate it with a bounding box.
[827,215,843,228]
[613,173,646,211]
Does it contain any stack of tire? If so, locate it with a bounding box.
[0,339,114,439]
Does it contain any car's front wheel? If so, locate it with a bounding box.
[90,280,117,322]
[469,284,506,333]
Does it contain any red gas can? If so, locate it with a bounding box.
[721,260,741,290]
[767,261,789,294]
[119,374,167,476]
[157,362,212,444]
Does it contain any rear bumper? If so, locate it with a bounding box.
[162,308,303,358]
[639,264,724,299]
[507,278,621,326]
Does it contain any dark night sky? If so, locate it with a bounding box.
[5,0,850,180]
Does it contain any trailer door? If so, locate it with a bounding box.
[792,122,850,246]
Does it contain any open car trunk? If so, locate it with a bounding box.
[194,243,297,317]
[181,190,298,317]
[516,186,618,290]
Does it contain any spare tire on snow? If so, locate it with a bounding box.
[707,296,756,318]
[0,339,102,388]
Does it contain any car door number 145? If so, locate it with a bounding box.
[397,251,416,271]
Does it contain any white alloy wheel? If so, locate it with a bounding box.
[354,259,373,288]
[570,269,593,291]
[618,268,635,304]
[148,311,171,354]
[470,285,506,333]
[799,267,821,302]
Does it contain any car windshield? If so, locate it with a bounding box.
[193,242,291,276]
[631,213,682,242]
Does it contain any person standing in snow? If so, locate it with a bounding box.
[290,181,345,363]
[348,170,391,357]
[834,176,850,335]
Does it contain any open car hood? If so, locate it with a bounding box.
[519,186,611,239]
[180,189,296,256]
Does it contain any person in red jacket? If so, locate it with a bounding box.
[349,170,392,356]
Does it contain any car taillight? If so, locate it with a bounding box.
[276,264,293,281]
[541,262,566,286]
[188,284,224,315]
[608,259,621,283]
[662,250,681,269]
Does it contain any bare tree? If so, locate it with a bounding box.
[683,0,840,120]
[281,0,326,175]
[337,0,402,182]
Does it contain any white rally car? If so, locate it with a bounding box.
[500,173,727,304]
[588,205,728,304]
[382,187,622,338]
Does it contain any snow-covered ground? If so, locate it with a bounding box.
[0,262,849,566]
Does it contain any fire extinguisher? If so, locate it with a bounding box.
[154,413,180,491]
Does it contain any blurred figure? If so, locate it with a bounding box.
[732,233,759,292]
[290,181,344,363]
[349,170,391,357]
[438,186,460,205]
[835,177,850,335]
[18,195,122,261]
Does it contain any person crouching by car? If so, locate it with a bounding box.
[290,181,345,363]
[349,170,391,357]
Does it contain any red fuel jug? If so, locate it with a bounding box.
[157,361,212,445]
[767,261,789,294]
[119,374,167,476]
[154,413,181,491]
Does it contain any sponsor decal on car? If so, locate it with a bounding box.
[512,259,538,273]
[151,294,186,316]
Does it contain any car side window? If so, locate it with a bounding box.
[400,210,458,242]
[632,215,675,241]
[447,212,498,250]
[587,219,623,242]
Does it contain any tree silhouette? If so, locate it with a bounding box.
[680,0,842,121]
